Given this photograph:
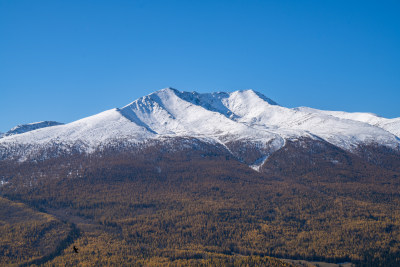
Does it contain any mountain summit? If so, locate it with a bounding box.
[2,121,64,137]
[0,88,399,167]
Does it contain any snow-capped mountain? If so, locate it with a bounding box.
[2,121,64,137]
[0,88,399,166]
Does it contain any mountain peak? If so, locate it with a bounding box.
[159,87,180,93]
[2,121,64,137]
[229,89,278,106]
[249,90,278,106]
[122,88,278,114]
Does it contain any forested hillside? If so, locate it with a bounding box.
[1,138,400,266]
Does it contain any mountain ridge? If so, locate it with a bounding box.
[2,121,64,137]
[1,88,399,165]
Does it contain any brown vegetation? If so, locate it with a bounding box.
[0,138,400,265]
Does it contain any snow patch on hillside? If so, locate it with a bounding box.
[250,155,270,172]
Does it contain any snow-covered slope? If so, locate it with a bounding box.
[295,107,400,138]
[120,88,284,141]
[0,88,399,163]
[2,121,64,137]
[0,109,153,155]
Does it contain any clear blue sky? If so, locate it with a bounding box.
[1,0,399,132]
